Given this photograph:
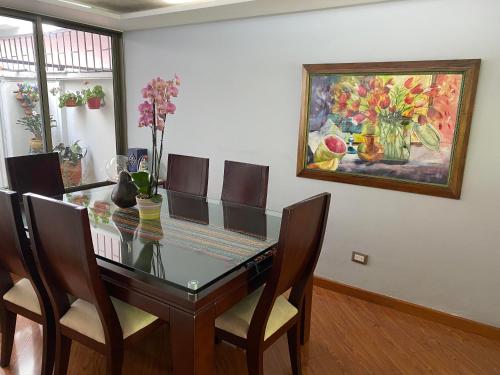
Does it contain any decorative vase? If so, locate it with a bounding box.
[357,134,384,162]
[111,171,138,208]
[61,160,82,187]
[30,138,44,154]
[136,195,163,220]
[87,97,101,109]
[379,119,411,163]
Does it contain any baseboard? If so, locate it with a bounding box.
[313,276,500,341]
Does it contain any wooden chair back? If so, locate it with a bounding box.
[221,160,269,209]
[164,154,209,197]
[5,153,65,197]
[24,193,122,342]
[248,193,330,342]
[0,190,32,284]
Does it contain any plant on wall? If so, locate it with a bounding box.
[50,87,84,108]
[82,85,105,109]
[14,83,40,115]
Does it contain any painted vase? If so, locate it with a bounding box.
[30,138,44,154]
[380,119,411,163]
[61,160,82,187]
[357,135,384,162]
[136,195,163,220]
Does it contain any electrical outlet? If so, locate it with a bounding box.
[352,251,368,265]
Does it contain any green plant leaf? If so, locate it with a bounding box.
[131,171,151,196]
[413,123,441,152]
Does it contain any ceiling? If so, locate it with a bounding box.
[0,0,397,31]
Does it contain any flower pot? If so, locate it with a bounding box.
[30,138,44,154]
[87,96,102,109]
[65,98,78,107]
[61,160,82,187]
[136,196,163,221]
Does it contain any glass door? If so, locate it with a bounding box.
[42,23,117,188]
[0,15,43,187]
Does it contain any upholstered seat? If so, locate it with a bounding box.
[215,286,298,340]
[3,278,41,315]
[60,297,159,344]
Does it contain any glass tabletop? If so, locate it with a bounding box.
[63,186,281,293]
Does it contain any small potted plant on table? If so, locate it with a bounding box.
[132,75,180,221]
[83,85,105,109]
[54,140,87,187]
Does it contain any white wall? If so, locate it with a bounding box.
[124,0,500,327]
[48,76,116,183]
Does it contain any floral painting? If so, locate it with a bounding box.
[297,60,480,198]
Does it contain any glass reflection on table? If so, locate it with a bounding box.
[64,186,281,292]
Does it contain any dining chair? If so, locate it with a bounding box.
[164,153,209,197]
[5,152,65,196]
[215,193,331,375]
[0,189,55,375]
[24,193,164,375]
[221,160,269,209]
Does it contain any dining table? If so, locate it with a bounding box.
[45,185,312,375]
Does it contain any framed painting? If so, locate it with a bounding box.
[296,60,481,199]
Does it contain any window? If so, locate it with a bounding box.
[0,15,41,186]
[0,10,125,189]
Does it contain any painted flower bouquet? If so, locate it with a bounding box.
[329,75,444,163]
[132,75,180,220]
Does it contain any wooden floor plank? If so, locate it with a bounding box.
[1,286,499,374]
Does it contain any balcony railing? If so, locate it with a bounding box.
[0,29,112,73]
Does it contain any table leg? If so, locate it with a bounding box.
[170,305,216,375]
[301,276,313,345]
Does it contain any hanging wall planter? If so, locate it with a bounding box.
[86,97,102,109]
[60,92,84,108]
[83,85,105,110]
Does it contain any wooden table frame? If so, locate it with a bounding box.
[97,253,312,375]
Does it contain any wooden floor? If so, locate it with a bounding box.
[1,286,500,374]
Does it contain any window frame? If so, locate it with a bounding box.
[0,6,127,190]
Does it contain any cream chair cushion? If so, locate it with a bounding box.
[3,278,41,315]
[215,286,298,340]
[60,297,158,344]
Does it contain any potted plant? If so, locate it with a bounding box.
[131,75,180,220]
[54,140,87,187]
[16,112,56,153]
[83,85,105,109]
[50,87,84,108]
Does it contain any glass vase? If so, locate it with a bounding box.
[379,119,411,163]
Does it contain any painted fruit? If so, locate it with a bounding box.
[413,123,441,151]
[308,158,340,171]
[314,135,347,163]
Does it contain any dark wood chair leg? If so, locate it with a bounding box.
[246,348,264,375]
[54,334,72,375]
[300,277,313,345]
[0,309,16,367]
[41,318,56,375]
[106,344,124,375]
[287,323,302,375]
